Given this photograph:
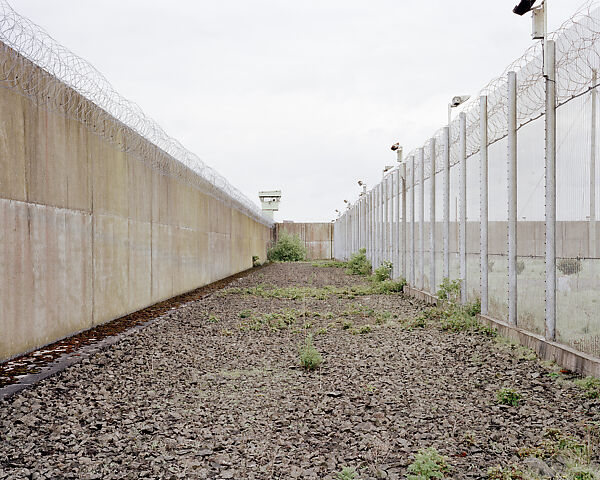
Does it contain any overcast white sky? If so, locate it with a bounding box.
[13,0,582,222]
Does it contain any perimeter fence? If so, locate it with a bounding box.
[334,1,600,359]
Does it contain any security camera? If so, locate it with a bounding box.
[513,0,538,16]
[451,95,471,108]
[391,143,400,152]
[358,180,364,186]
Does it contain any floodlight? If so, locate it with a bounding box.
[513,0,537,16]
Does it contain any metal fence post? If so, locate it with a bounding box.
[590,69,597,259]
[545,42,556,340]
[383,178,388,265]
[395,169,401,278]
[459,112,467,304]
[430,138,436,294]
[401,163,407,280]
[480,95,489,316]
[419,148,425,290]
[443,126,450,280]
[508,70,518,326]
[410,156,416,286]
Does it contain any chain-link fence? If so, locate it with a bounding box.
[0,0,271,227]
[334,1,600,358]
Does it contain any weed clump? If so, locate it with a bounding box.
[313,260,346,268]
[267,232,306,262]
[299,336,323,371]
[346,249,372,276]
[356,324,372,334]
[575,376,600,399]
[252,255,261,267]
[337,467,360,480]
[373,261,393,282]
[496,387,521,406]
[406,447,450,480]
[487,465,525,479]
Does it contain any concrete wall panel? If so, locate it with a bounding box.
[0,45,271,361]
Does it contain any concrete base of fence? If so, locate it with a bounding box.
[403,285,438,305]
[403,285,600,378]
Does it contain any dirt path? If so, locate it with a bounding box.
[0,263,598,479]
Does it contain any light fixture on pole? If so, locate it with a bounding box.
[358,180,367,196]
[448,96,471,126]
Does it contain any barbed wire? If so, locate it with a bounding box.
[381,0,600,188]
[0,0,272,227]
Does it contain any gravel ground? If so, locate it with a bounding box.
[0,262,598,480]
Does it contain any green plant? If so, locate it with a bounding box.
[313,260,346,268]
[516,260,525,275]
[299,336,323,371]
[487,466,525,480]
[373,261,393,282]
[208,315,220,323]
[252,255,261,267]
[345,249,372,276]
[316,327,327,335]
[356,324,372,334]
[557,257,582,276]
[342,320,353,330]
[575,377,600,399]
[437,278,461,304]
[496,387,521,406]
[239,309,252,319]
[267,232,306,262]
[406,447,449,480]
[374,278,406,294]
[465,298,481,317]
[337,467,360,480]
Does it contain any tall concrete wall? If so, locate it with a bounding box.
[276,223,333,260]
[0,44,271,362]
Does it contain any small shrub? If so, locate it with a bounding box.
[342,321,353,330]
[357,324,372,334]
[558,257,582,276]
[575,376,600,399]
[337,467,360,480]
[464,298,481,317]
[299,336,323,371]
[373,261,393,282]
[496,387,521,406]
[516,260,525,275]
[346,249,372,276]
[267,232,306,262]
[487,466,525,480]
[313,260,346,268]
[375,278,406,294]
[406,447,449,480]
[437,278,461,304]
[252,255,261,267]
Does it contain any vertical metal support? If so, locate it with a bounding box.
[545,42,556,340]
[508,70,518,326]
[410,156,416,286]
[459,112,467,304]
[377,183,382,267]
[419,148,425,290]
[383,178,388,264]
[591,70,597,259]
[401,163,407,279]
[395,169,401,278]
[380,182,385,266]
[430,138,436,294]
[443,126,450,279]
[480,95,489,316]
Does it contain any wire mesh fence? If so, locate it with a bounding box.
[334,0,600,359]
[0,0,271,227]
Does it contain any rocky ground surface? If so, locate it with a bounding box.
[1,262,599,480]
